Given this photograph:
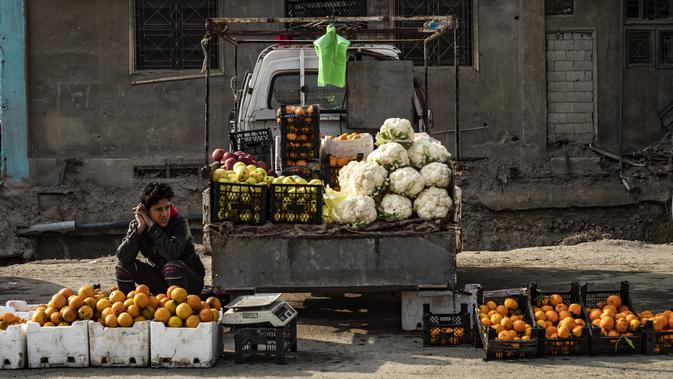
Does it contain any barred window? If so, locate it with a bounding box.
[135,0,218,70]
[627,30,653,65]
[395,0,473,66]
[626,0,672,19]
[285,0,367,18]
[660,30,673,65]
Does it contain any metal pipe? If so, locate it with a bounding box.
[454,24,460,161]
[423,39,429,132]
[204,34,211,168]
[618,0,625,177]
[17,215,204,236]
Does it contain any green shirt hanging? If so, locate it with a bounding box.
[313,24,351,88]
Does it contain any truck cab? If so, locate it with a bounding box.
[231,44,430,139]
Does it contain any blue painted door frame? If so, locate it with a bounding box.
[0,0,29,179]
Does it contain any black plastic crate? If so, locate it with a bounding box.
[321,154,364,190]
[528,282,590,356]
[643,317,673,355]
[229,128,273,165]
[233,318,298,364]
[423,303,472,346]
[473,289,540,360]
[282,165,322,181]
[210,182,268,225]
[581,281,643,355]
[278,104,321,164]
[269,183,323,224]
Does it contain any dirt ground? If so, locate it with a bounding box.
[1,239,673,378]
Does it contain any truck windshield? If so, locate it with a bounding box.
[269,72,346,112]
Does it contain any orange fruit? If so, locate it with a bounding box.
[185,315,200,328]
[545,311,559,324]
[534,310,546,321]
[549,294,564,306]
[43,322,55,327]
[117,312,133,327]
[497,330,510,340]
[77,305,94,320]
[541,305,553,312]
[510,315,522,322]
[154,308,171,324]
[572,325,583,337]
[500,317,513,330]
[496,305,509,316]
[479,305,490,314]
[102,307,115,318]
[600,317,615,331]
[124,298,135,308]
[199,301,211,311]
[608,330,620,337]
[668,318,673,330]
[211,309,219,322]
[568,303,582,317]
[653,316,667,332]
[127,290,136,299]
[83,297,97,309]
[127,305,141,318]
[166,286,178,300]
[545,320,554,329]
[486,301,497,310]
[111,302,126,315]
[50,311,62,324]
[176,303,193,320]
[141,306,155,320]
[45,306,57,318]
[504,298,518,310]
[109,290,126,304]
[607,295,622,308]
[575,319,586,327]
[186,295,202,310]
[602,308,616,319]
[555,303,568,313]
[481,317,492,327]
[536,319,546,328]
[68,295,84,309]
[199,308,214,322]
[513,320,526,333]
[560,318,575,330]
[134,293,149,309]
[170,288,188,304]
[159,298,169,308]
[615,318,629,333]
[135,284,150,296]
[58,322,70,327]
[545,326,558,338]
[168,316,182,327]
[592,319,601,328]
[148,296,160,310]
[51,294,67,309]
[164,300,177,315]
[134,315,146,323]
[96,298,112,313]
[32,311,48,326]
[589,309,602,320]
[105,314,118,328]
[559,311,571,321]
[558,325,571,339]
[78,285,95,299]
[490,313,503,325]
[492,324,505,334]
[156,294,167,302]
[59,288,74,299]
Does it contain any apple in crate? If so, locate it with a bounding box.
[211,148,226,162]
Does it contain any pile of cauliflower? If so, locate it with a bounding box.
[327,118,454,226]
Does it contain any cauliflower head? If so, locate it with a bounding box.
[413,187,453,220]
[408,133,451,169]
[335,195,378,226]
[378,194,413,222]
[420,162,452,188]
[338,161,388,196]
[366,142,409,170]
[375,118,415,148]
[389,167,425,199]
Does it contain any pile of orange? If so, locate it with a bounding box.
[638,309,673,335]
[586,295,640,337]
[478,297,533,341]
[0,312,27,330]
[30,284,157,328]
[152,285,221,328]
[533,294,585,339]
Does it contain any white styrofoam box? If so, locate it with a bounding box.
[26,321,90,368]
[5,300,40,312]
[401,284,481,331]
[0,323,27,369]
[89,321,150,367]
[150,320,223,368]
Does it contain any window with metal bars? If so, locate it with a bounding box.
[659,30,673,65]
[626,0,673,19]
[285,0,368,18]
[395,0,473,66]
[135,0,218,70]
[627,30,653,65]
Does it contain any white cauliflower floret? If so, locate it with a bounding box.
[389,167,425,199]
[420,162,451,188]
[378,194,413,222]
[338,161,388,196]
[335,195,377,226]
[375,118,415,148]
[408,133,451,169]
[366,142,409,170]
[413,187,453,220]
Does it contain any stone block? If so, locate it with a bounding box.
[566,71,586,81]
[573,81,593,91]
[566,92,593,102]
[548,112,567,123]
[549,81,574,92]
[567,50,586,61]
[550,102,574,113]
[547,71,566,81]
[554,60,574,71]
[547,50,566,61]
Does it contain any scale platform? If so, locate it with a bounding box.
[222,293,297,328]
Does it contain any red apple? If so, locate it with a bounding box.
[256,161,269,171]
[211,148,226,162]
[223,157,238,168]
[239,155,254,165]
[267,169,277,177]
[222,152,236,161]
[233,151,246,157]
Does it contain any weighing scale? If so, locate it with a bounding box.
[221,293,297,327]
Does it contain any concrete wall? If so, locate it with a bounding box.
[26,0,229,186]
[0,0,29,178]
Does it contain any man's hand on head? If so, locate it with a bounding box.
[134,204,148,234]
[138,204,155,229]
